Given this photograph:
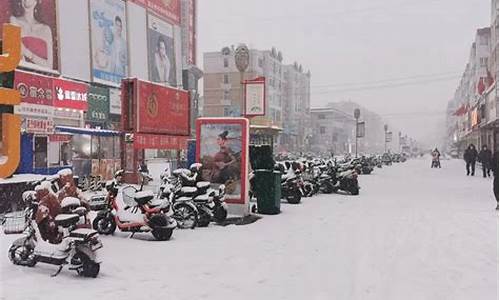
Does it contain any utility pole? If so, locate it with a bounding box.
[354,108,360,158]
[384,124,388,153]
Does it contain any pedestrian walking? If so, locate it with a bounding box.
[478,145,493,178]
[492,150,499,210]
[463,144,478,176]
[431,148,441,168]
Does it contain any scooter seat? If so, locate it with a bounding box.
[180,186,197,195]
[194,194,210,203]
[173,168,190,176]
[176,196,193,202]
[196,181,211,189]
[134,191,155,205]
[60,197,81,209]
[54,214,80,228]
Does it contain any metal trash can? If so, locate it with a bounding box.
[254,169,281,215]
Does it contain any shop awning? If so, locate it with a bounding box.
[55,126,121,137]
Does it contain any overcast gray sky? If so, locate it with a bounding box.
[198,0,491,146]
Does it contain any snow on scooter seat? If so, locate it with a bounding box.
[116,210,146,223]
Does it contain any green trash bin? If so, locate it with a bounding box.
[254,169,281,215]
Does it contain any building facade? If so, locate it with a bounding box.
[446,18,498,153]
[203,46,310,152]
[310,107,355,155]
[0,0,199,175]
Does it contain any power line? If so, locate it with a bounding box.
[311,70,462,88]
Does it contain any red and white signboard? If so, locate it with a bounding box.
[133,133,188,149]
[130,0,181,24]
[24,118,55,134]
[244,77,266,117]
[53,79,89,110]
[14,70,54,106]
[135,79,190,135]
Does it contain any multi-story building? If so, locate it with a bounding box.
[310,101,390,155]
[446,19,498,152]
[0,0,199,175]
[203,46,310,151]
[310,106,355,155]
[282,63,311,152]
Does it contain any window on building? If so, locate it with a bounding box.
[223,58,229,68]
[319,114,325,119]
[224,74,229,84]
[258,58,263,68]
[320,127,326,134]
[223,107,230,116]
[480,57,488,67]
[223,90,230,100]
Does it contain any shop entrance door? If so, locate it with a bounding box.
[34,136,48,169]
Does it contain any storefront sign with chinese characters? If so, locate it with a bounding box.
[133,133,188,149]
[53,79,89,110]
[14,70,53,106]
[24,118,54,134]
[14,103,54,118]
[87,85,110,123]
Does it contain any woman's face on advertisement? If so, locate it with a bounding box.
[22,0,38,10]
[217,137,226,147]
[159,41,167,57]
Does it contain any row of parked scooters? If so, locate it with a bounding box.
[271,153,409,204]
[3,163,229,278]
[3,153,408,278]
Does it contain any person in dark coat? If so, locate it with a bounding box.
[478,145,493,178]
[463,144,478,176]
[492,150,499,210]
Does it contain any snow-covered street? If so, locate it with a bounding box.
[0,157,498,300]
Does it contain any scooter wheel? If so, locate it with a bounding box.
[152,228,173,241]
[8,244,36,267]
[286,191,301,204]
[73,252,100,278]
[92,215,116,235]
[213,205,228,223]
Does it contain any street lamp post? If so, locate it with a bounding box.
[354,108,360,158]
[384,124,388,153]
[234,44,250,116]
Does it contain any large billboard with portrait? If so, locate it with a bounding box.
[89,0,128,86]
[0,0,58,72]
[148,13,177,87]
[196,118,249,205]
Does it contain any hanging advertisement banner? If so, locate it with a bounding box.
[136,79,189,135]
[14,103,53,118]
[109,88,121,115]
[87,85,110,122]
[244,77,266,117]
[148,13,177,87]
[0,0,59,72]
[89,0,128,86]
[186,0,196,65]
[53,79,89,110]
[133,133,188,149]
[14,70,53,106]
[24,118,54,134]
[385,132,392,143]
[130,0,181,25]
[196,118,249,206]
[356,121,365,138]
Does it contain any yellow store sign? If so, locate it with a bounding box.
[0,24,21,178]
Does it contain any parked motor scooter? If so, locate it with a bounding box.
[7,193,102,277]
[92,178,177,241]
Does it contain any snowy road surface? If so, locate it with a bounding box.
[0,157,497,300]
